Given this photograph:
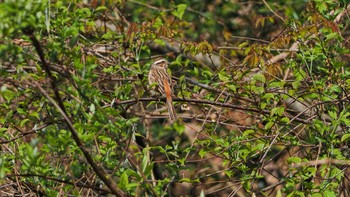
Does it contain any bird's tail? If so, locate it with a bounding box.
[166,96,177,120]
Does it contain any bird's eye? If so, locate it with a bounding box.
[155,60,166,66]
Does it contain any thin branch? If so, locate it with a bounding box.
[113,97,311,124]
[128,0,171,12]
[262,0,285,22]
[22,28,66,114]
[6,173,111,194]
[182,77,254,103]
[217,46,299,52]
[229,35,270,43]
[292,159,350,167]
[260,180,286,192]
[0,123,50,144]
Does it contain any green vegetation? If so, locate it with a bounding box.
[1,0,350,196]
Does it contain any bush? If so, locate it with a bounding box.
[1,0,350,196]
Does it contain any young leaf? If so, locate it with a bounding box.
[172,4,187,20]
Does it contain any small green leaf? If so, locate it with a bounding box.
[281,117,290,123]
[200,190,205,197]
[20,119,30,127]
[264,121,274,130]
[95,6,107,12]
[325,32,339,41]
[179,178,192,183]
[287,156,302,164]
[1,89,16,102]
[253,74,266,83]
[323,190,336,197]
[89,103,95,115]
[225,84,236,92]
[199,149,207,158]
[311,193,324,197]
[252,86,264,94]
[276,189,282,197]
[292,80,300,89]
[118,171,129,189]
[29,111,40,120]
[238,42,249,48]
[328,111,337,120]
[341,133,350,142]
[172,4,187,20]
[143,162,154,176]
[268,81,285,88]
[243,129,255,137]
[329,84,341,93]
[262,93,274,100]
[218,72,230,82]
[102,31,114,40]
[342,118,350,126]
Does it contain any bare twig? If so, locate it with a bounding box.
[262,0,285,22]
[7,173,112,194]
[292,159,350,167]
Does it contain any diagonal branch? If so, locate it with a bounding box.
[22,28,126,197]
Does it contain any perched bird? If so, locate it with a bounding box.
[148,58,177,120]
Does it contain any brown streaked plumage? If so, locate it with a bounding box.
[148,58,177,120]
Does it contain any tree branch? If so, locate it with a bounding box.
[113,97,312,124]
[22,28,127,197]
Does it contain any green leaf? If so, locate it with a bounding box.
[276,189,282,197]
[143,162,154,177]
[29,111,40,120]
[174,122,185,134]
[1,89,16,102]
[95,6,107,12]
[218,72,230,82]
[287,156,302,164]
[0,157,11,178]
[101,31,114,40]
[262,93,275,100]
[89,103,95,115]
[20,119,30,127]
[268,81,285,88]
[264,121,274,130]
[118,171,129,190]
[323,190,336,197]
[251,86,264,94]
[242,129,255,137]
[325,32,339,41]
[328,111,337,120]
[172,4,187,20]
[179,177,192,183]
[311,193,324,197]
[329,84,341,93]
[200,190,205,197]
[271,107,285,116]
[238,42,249,48]
[342,118,350,126]
[253,74,266,83]
[225,83,236,92]
[292,80,300,89]
[281,117,290,123]
[199,149,206,158]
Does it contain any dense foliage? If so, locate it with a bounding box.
[1,0,350,196]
